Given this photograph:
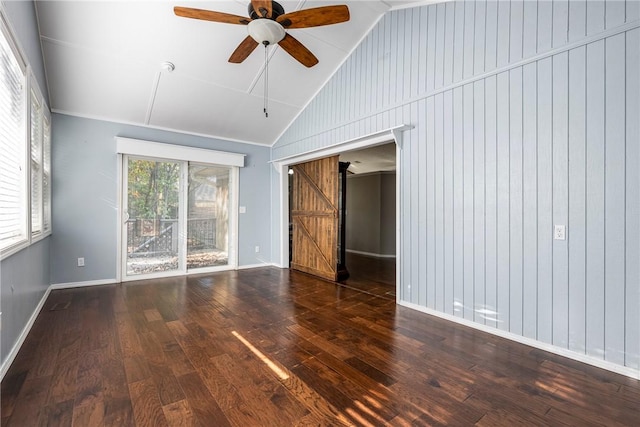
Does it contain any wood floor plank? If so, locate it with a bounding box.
[177,371,232,427]
[2,265,639,426]
[129,378,169,427]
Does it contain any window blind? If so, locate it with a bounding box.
[43,112,51,233]
[30,87,43,236]
[0,20,27,252]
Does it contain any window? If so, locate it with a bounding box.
[30,86,43,237]
[0,17,28,254]
[0,14,52,258]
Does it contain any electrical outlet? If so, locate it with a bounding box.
[554,225,566,240]
[255,246,260,253]
[77,257,85,267]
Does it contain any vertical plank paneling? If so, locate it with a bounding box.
[453,1,465,83]
[522,62,538,340]
[273,0,640,373]
[473,0,486,75]
[473,81,485,324]
[568,0,586,42]
[587,0,605,36]
[443,2,455,86]
[509,68,524,335]
[496,71,510,331]
[414,99,431,306]
[522,0,538,59]
[411,102,422,306]
[444,90,455,315]
[604,33,626,366]
[463,83,475,320]
[411,7,420,98]
[585,40,606,359]
[626,28,640,369]
[402,9,412,103]
[552,0,569,48]
[537,57,554,344]
[453,86,464,317]
[537,0,553,53]
[605,0,626,29]
[394,11,404,105]
[435,3,446,89]
[427,5,437,92]
[484,75,498,329]
[568,46,587,355]
[435,93,445,311]
[509,0,524,62]
[484,1,498,73]
[552,52,569,349]
[418,6,428,96]
[463,0,476,79]
[427,97,436,308]
[496,0,511,68]
[629,0,640,21]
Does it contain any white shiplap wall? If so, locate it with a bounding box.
[272,0,640,371]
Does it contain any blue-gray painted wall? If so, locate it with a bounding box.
[0,0,50,366]
[273,0,640,371]
[50,114,273,285]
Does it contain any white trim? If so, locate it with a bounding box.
[50,278,117,290]
[0,286,51,381]
[116,137,246,167]
[116,154,123,283]
[398,300,640,380]
[271,125,412,166]
[346,249,396,259]
[387,0,452,12]
[52,109,271,148]
[237,262,276,270]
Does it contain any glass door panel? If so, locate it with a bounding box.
[187,164,230,269]
[125,158,181,276]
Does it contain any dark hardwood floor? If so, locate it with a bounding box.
[2,267,639,426]
[341,252,396,299]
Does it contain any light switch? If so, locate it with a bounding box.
[239,206,246,214]
[554,225,566,240]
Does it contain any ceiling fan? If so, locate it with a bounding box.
[174,0,350,68]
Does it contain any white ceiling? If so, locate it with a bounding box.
[35,0,430,146]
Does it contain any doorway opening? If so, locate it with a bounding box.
[338,143,396,297]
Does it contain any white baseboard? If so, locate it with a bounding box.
[50,278,117,290]
[0,287,51,381]
[398,300,640,380]
[346,249,396,259]
[237,262,277,270]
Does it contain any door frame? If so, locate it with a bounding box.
[115,137,244,282]
[272,125,411,302]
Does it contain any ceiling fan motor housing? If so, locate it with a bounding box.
[248,1,285,20]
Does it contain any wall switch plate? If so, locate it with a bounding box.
[554,225,566,240]
[239,206,246,214]
[78,257,85,267]
[255,246,260,253]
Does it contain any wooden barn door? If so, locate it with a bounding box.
[290,156,339,281]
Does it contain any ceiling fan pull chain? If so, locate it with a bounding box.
[264,43,269,118]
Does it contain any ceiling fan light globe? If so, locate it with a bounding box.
[247,19,285,45]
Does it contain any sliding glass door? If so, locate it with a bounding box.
[187,164,231,269]
[122,156,236,280]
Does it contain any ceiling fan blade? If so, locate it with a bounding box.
[251,0,272,18]
[229,36,260,63]
[278,34,318,68]
[276,5,350,29]
[174,6,250,25]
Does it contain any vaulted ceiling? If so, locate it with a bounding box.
[35,1,429,146]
